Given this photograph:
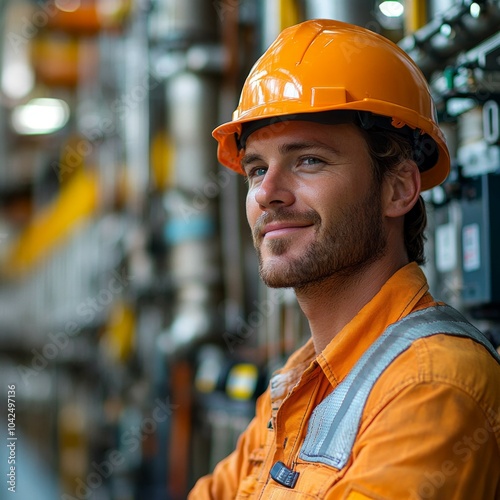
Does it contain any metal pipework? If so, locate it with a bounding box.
[156,0,222,350]
[150,0,217,46]
[305,0,377,28]
[399,1,500,77]
[165,71,221,348]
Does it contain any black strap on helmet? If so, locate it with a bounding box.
[356,111,438,173]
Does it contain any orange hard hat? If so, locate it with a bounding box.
[213,19,450,191]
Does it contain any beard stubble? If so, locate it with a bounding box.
[253,187,387,289]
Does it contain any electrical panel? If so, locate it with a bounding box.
[460,172,500,309]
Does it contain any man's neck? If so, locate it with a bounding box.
[295,257,409,354]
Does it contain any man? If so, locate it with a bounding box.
[189,19,500,499]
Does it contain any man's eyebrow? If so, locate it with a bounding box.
[278,141,342,156]
[241,153,263,169]
[241,140,343,169]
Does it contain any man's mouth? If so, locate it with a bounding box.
[261,222,314,239]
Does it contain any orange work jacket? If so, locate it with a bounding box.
[189,263,500,499]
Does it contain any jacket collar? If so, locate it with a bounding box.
[317,262,431,388]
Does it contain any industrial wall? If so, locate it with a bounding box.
[0,0,498,498]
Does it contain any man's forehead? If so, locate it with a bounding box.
[243,121,359,153]
[237,110,358,147]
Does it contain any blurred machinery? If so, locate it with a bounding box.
[423,21,500,344]
[0,1,498,499]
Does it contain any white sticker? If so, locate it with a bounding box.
[436,223,457,273]
[463,223,481,272]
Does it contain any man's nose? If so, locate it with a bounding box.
[253,166,295,209]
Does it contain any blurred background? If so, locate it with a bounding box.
[0,0,499,498]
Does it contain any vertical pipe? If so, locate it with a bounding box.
[0,0,11,181]
[165,71,221,348]
[161,0,222,349]
[279,0,302,31]
[405,0,428,33]
[123,5,150,207]
[261,0,281,49]
[305,0,377,27]
[155,0,217,40]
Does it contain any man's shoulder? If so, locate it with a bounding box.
[372,330,500,418]
[410,330,499,384]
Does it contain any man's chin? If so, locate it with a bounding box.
[258,261,304,289]
[258,260,285,287]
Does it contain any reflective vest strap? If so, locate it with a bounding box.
[299,305,500,470]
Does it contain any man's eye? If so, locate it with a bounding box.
[247,167,267,178]
[301,156,322,166]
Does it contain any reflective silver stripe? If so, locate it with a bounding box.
[299,305,500,469]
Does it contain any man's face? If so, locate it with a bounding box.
[243,120,388,289]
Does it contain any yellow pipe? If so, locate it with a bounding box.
[406,0,427,34]
[103,301,136,362]
[2,169,98,276]
[279,0,301,31]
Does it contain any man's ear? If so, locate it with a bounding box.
[383,160,421,218]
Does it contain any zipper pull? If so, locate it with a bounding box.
[270,461,299,488]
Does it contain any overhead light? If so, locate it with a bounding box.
[1,60,35,100]
[379,1,404,18]
[469,2,481,18]
[55,0,81,12]
[11,98,70,135]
